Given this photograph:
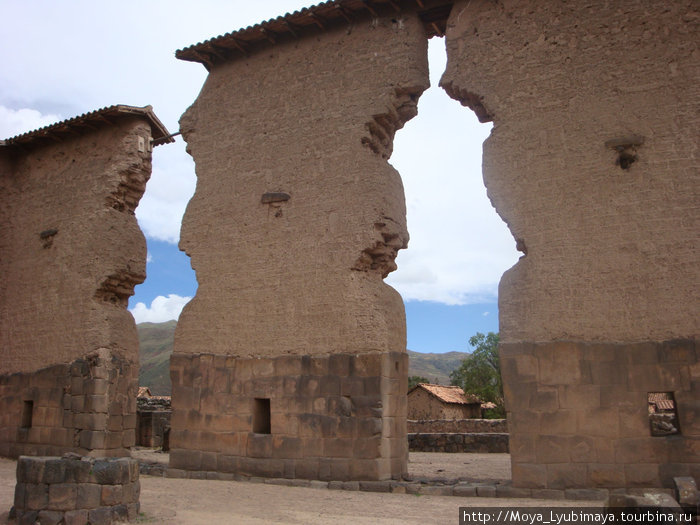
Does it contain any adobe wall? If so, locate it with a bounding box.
[0,119,154,457]
[442,0,699,488]
[171,13,429,480]
[407,389,480,420]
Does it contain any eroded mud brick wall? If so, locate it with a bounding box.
[171,13,429,480]
[442,0,699,489]
[0,115,158,457]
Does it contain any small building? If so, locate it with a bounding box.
[407,383,482,420]
[136,386,172,449]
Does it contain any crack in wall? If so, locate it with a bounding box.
[352,216,408,278]
[94,267,145,308]
[105,162,151,215]
[361,86,426,159]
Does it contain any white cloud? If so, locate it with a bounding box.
[129,294,192,323]
[385,39,520,305]
[136,147,196,244]
[0,3,520,308]
[0,106,61,139]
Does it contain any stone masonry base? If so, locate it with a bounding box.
[169,351,408,480]
[11,455,140,525]
[0,349,137,459]
[501,339,699,489]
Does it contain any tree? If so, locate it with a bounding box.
[408,375,429,392]
[449,332,505,418]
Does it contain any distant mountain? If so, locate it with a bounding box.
[136,321,468,394]
[407,349,469,385]
[137,320,177,395]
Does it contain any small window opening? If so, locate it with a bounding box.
[21,400,33,429]
[648,392,680,436]
[253,398,271,434]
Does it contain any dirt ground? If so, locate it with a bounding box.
[0,455,599,525]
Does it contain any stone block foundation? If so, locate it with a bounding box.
[169,351,408,480]
[11,455,140,525]
[501,339,699,489]
[0,349,137,458]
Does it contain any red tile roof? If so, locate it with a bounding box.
[176,0,454,69]
[647,392,671,403]
[1,105,174,149]
[409,383,481,405]
[137,386,152,398]
[654,399,675,411]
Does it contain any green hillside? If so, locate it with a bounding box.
[137,321,468,394]
[137,320,177,395]
[407,349,469,385]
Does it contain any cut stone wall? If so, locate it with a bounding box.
[0,117,154,456]
[175,13,428,359]
[169,351,408,480]
[408,433,509,453]
[136,411,171,449]
[501,340,698,489]
[12,455,140,524]
[173,12,429,480]
[0,350,136,459]
[442,0,699,489]
[408,419,507,434]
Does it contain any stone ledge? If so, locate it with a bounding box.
[159,466,614,502]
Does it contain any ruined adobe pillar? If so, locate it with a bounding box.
[442,0,699,489]
[170,11,429,480]
[0,106,172,458]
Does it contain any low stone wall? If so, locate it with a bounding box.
[408,433,509,453]
[408,419,507,434]
[11,455,140,525]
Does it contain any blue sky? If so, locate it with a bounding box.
[133,240,501,354]
[0,1,519,354]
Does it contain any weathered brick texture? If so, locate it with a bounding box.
[442,0,699,343]
[1,120,152,374]
[441,0,699,489]
[1,114,159,456]
[172,13,428,481]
